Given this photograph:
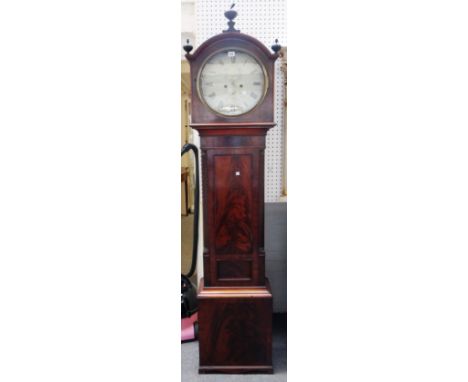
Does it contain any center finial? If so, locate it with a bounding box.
[223,3,240,33]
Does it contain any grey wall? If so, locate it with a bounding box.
[265,202,287,313]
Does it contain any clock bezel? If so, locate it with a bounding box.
[196,47,269,117]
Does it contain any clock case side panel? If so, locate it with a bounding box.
[186,32,278,125]
[201,149,212,285]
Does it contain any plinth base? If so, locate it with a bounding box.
[197,278,273,374]
[199,365,273,374]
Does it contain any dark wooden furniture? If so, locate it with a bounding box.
[184,7,280,374]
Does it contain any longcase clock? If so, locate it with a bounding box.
[184,6,281,374]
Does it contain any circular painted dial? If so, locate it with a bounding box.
[198,49,266,116]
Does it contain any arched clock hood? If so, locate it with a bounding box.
[183,7,281,128]
[185,32,279,63]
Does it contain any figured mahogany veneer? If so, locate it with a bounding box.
[198,129,270,287]
[198,278,273,374]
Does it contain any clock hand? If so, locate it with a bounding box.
[231,80,237,95]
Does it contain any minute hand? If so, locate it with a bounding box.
[230,80,237,95]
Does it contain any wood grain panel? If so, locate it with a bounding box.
[198,278,273,373]
[214,154,254,255]
[217,260,252,280]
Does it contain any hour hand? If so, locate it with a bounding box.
[230,80,237,95]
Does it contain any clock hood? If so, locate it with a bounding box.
[185,32,279,63]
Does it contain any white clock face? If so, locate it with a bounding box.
[198,49,266,116]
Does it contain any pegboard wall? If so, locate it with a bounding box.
[195,0,287,203]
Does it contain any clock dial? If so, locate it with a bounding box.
[198,49,266,116]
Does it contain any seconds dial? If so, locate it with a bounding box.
[198,49,266,116]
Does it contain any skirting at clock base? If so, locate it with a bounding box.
[197,278,273,374]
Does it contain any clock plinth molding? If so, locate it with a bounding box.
[185,9,280,374]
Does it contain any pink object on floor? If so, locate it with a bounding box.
[181,312,198,342]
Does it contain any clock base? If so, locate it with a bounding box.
[197,278,273,374]
[199,365,273,374]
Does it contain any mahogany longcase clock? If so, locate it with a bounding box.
[184,7,281,374]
